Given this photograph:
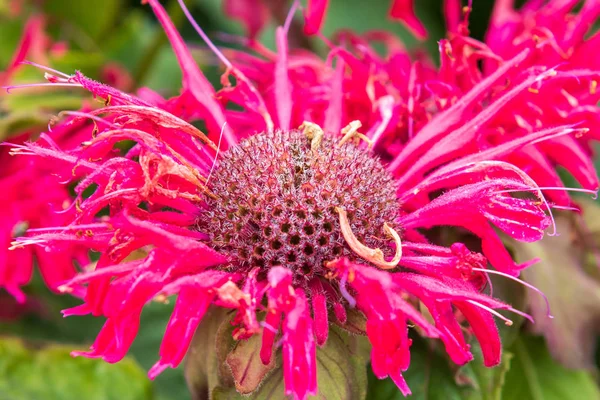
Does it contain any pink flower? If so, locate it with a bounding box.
[380,0,600,206]
[223,0,329,40]
[0,13,99,301]
[0,120,93,302]
[5,1,596,399]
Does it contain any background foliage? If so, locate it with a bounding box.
[1,0,599,399]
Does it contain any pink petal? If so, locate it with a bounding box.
[223,0,270,39]
[149,287,213,379]
[311,291,329,346]
[455,301,502,366]
[304,0,329,35]
[147,0,236,147]
[389,0,427,39]
[282,289,317,400]
[260,309,281,365]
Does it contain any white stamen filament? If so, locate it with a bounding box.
[466,300,514,326]
[494,186,598,200]
[2,82,81,93]
[206,122,227,185]
[20,60,72,78]
[472,267,553,319]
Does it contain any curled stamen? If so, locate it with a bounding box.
[338,121,373,148]
[472,267,553,319]
[494,186,595,238]
[335,207,402,269]
[482,271,494,297]
[508,307,535,324]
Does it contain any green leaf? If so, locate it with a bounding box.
[184,307,235,400]
[226,330,277,394]
[43,0,121,42]
[502,336,600,400]
[333,307,367,335]
[457,345,513,400]
[0,111,50,141]
[0,82,87,140]
[139,48,183,94]
[0,18,25,66]
[197,324,369,399]
[367,338,512,400]
[310,327,369,400]
[485,275,527,349]
[318,0,444,56]
[50,51,105,76]
[0,274,189,400]
[129,302,191,400]
[2,92,83,112]
[509,211,600,369]
[0,337,153,400]
[367,338,465,400]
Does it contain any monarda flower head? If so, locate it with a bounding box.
[5,1,597,399]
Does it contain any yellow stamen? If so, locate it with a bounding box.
[335,206,402,269]
[338,121,373,148]
[153,294,170,304]
[299,121,325,152]
[58,285,73,294]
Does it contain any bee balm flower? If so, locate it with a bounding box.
[6,1,591,399]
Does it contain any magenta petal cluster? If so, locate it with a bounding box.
[0,11,134,302]
[0,122,92,301]
[388,0,600,206]
[5,1,600,400]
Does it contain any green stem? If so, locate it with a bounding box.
[133,0,186,87]
[514,337,545,400]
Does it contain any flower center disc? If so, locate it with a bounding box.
[201,130,399,284]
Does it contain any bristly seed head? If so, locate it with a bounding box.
[200,129,399,285]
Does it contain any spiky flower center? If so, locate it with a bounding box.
[201,130,399,284]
